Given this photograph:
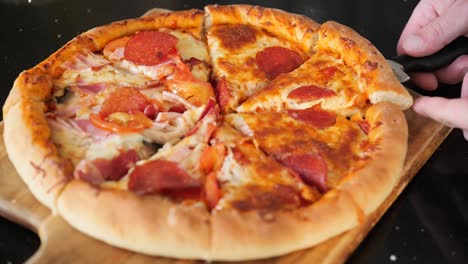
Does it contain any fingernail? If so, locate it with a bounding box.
[405,34,424,52]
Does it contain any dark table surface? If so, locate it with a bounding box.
[0,0,467,263]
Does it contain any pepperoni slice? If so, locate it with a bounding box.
[100,87,151,118]
[256,46,304,80]
[128,160,199,195]
[286,107,337,129]
[321,66,340,79]
[287,85,337,102]
[124,31,178,66]
[279,153,328,192]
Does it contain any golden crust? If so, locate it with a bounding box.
[3,69,72,209]
[337,102,408,214]
[211,190,360,260]
[57,180,212,259]
[37,35,97,78]
[316,21,412,109]
[205,4,320,52]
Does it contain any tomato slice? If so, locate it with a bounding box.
[203,172,221,210]
[103,36,130,61]
[199,144,226,174]
[90,111,153,133]
[100,87,152,118]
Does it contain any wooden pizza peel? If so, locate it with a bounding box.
[0,90,453,263]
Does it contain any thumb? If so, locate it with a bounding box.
[413,96,468,130]
[402,1,468,57]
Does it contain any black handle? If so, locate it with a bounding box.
[392,36,468,73]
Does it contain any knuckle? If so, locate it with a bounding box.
[427,20,446,39]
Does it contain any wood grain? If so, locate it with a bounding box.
[0,92,452,264]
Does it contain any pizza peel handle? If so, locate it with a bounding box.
[392,36,468,73]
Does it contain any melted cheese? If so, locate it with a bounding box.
[85,134,146,160]
[54,65,152,90]
[207,24,307,110]
[168,30,209,62]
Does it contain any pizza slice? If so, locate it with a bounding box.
[208,123,363,260]
[238,21,413,115]
[204,4,320,112]
[227,101,408,214]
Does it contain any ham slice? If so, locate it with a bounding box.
[63,52,110,71]
[73,149,139,185]
[128,159,199,195]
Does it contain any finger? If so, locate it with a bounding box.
[413,96,468,130]
[434,55,468,85]
[411,72,438,90]
[397,0,455,55]
[397,0,439,55]
[464,130,468,141]
[402,1,468,57]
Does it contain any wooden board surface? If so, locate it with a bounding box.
[0,93,452,264]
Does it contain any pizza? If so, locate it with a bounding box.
[2,4,412,261]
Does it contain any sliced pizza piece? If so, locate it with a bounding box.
[228,101,408,214]
[237,49,366,116]
[227,108,373,192]
[315,21,412,109]
[205,4,320,112]
[209,123,362,261]
[238,21,413,115]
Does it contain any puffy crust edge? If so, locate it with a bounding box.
[3,69,73,209]
[211,189,360,261]
[205,4,320,52]
[57,180,212,259]
[316,21,413,110]
[337,102,408,214]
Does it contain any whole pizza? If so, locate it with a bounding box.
[2,5,412,261]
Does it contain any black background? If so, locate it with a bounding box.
[0,0,467,263]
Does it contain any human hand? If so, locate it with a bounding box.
[397,0,468,139]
